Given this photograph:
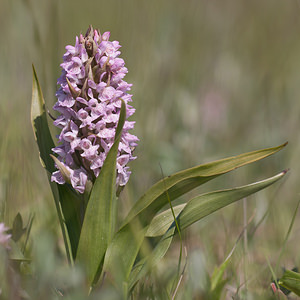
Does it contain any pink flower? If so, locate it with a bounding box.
[51,26,138,193]
[0,223,11,249]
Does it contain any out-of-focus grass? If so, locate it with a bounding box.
[1,0,300,298]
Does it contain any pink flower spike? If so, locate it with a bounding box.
[52,26,138,193]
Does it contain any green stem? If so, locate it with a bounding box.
[50,181,74,266]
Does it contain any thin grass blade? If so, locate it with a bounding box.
[275,199,300,273]
[128,227,176,291]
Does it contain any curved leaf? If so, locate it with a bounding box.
[128,171,287,289]
[31,65,81,264]
[174,170,287,232]
[76,100,126,286]
[146,204,185,237]
[103,222,147,292]
[104,146,286,293]
[31,65,56,173]
[122,143,287,227]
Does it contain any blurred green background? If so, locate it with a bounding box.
[1,0,300,298]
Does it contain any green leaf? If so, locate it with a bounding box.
[128,171,286,290]
[11,213,25,242]
[103,221,148,293]
[279,270,300,296]
[75,100,126,286]
[103,145,286,292]
[210,245,236,299]
[9,240,30,262]
[57,185,82,260]
[31,65,56,173]
[122,143,287,227]
[275,199,300,273]
[31,65,80,264]
[210,259,231,294]
[145,167,286,238]
[209,223,246,298]
[21,213,35,254]
[174,170,287,232]
[146,204,185,237]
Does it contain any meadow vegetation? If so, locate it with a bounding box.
[0,0,300,299]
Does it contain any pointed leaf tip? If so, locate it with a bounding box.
[50,154,71,184]
[31,65,45,123]
[31,66,56,173]
[282,169,289,175]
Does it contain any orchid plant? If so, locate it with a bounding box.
[31,26,287,297]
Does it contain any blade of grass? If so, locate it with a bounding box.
[275,199,300,273]
[210,212,255,297]
[159,163,183,297]
[21,213,34,254]
[266,255,280,290]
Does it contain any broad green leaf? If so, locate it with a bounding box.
[145,171,287,238]
[279,270,300,296]
[173,170,287,233]
[128,171,286,289]
[104,146,286,292]
[103,221,148,294]
[146,204,185,237]
[122,143,287,227]
[57,185,82,260]
[76,100,126,286]
[31,66,81,264]
[31,65,56,173]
